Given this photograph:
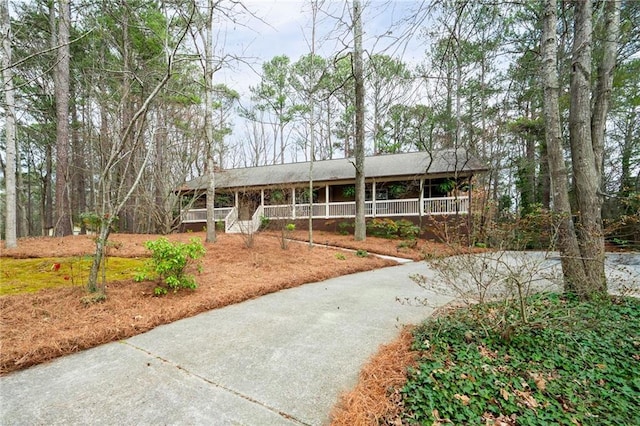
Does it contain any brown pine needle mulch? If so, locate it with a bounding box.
[330,326,419,426]
[278,230,456,261]
[0,232,399,375]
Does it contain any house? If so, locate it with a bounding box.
[177,149,487,235]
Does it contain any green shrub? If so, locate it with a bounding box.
[366,218,399,238]
[356,249,368,258]
[260,215,271,230]
[279,223,296,250]
[337,221,354,235]
[335,252,347,260]
[136,237,205,296]
[397,219,420,240]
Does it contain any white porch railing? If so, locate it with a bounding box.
[181,207,233,223]
[251,204,264,231]
[182,197,469,225]
[262,197,468,219]
[224,207,238,233]
[424,196,469,215]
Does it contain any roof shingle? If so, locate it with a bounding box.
[180,149,486,191]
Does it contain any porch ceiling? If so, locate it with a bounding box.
[179,149,487,192]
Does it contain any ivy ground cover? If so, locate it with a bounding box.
[402,294,640,425]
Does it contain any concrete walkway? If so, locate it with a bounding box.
[0,261,454,426]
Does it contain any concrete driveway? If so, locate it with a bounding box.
[0,261,454,426]
[2,251,637,426]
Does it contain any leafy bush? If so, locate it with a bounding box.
[401,294,640,425]
[335,252,347,260]
[366,218,399,238]
[356,249,368,258]
[259,215,271,230]
[397,219,420,240]
[337,221,354,235]
[366,218,419,240]
[279,222,296,249]
[136,237,205,296]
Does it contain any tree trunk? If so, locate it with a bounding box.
[569,0,606,297]
[53,0,72,236]
[353,0,366,241]
[88,222,111,293]
[591,0,620,182]
[1,0,17,247]
[538,141,551,209]
[205,0,217,243]
[43,143,53,235]
[541,0,587,293]
[119,4,135,233]
[308,0,319,247]
[71,84,87,234]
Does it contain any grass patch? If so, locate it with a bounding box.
[0,257,147,295]
[402,293,640,425]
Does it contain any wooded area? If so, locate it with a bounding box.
[1,1,639,297]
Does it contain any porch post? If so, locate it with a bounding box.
[372,181,376,217]
[261,189,264,206]
[291,187,296,219]
[325,185,330,218]
[419,179,424,215]
[234,191,239,209]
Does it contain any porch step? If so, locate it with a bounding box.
[227,220,260,234]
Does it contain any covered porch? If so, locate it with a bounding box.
[180,178,471,233]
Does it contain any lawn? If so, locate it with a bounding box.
[0,256,146,295]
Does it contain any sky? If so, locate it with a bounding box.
[214,0,430,99]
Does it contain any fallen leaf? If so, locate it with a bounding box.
[500,388,510,401]
[515,389,539,408]
[454,393,471,405]
[528,372,547,391]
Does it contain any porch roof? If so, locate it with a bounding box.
[179,149,486,191]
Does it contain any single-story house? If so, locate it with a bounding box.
[177,149,487,235]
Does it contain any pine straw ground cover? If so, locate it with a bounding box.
[283,230,458,261]
[0,232,398,375]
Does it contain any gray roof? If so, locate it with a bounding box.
[180,149,487,191]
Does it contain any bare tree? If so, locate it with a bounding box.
[307,0,320,247]
[1,0,16,247]
[87,8,193,295]
[353,0,365,241]
[204,0,217,243]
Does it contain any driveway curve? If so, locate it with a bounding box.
[1,261,454,426]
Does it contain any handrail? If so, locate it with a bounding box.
[251,205,264,232]
[224,207,238,233]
